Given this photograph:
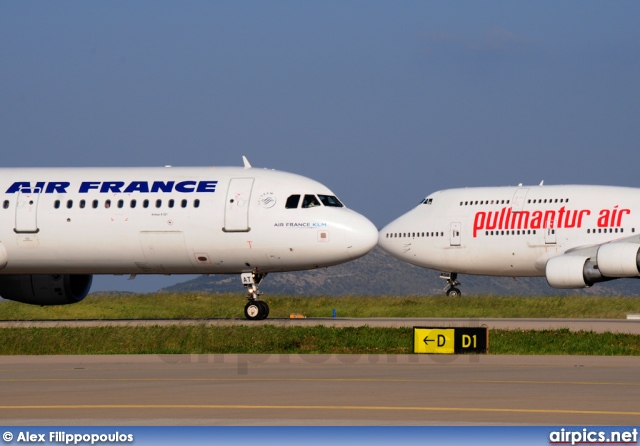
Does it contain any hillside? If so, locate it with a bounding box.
[162,247,640,297]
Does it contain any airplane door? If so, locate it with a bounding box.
[223,178,254,232]
[511,188,529,213]
[545,219,556,244]
[450,222,461,246]
[14,189,41,233]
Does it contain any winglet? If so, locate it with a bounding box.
[539,180,544,186]
[242,156,252,169]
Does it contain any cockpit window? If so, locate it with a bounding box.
[302,194,321,208]
[422,198,433,205]
[318,195,344,207]
[285,195,300,209]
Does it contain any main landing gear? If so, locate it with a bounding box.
[242,271,270,320]
[440,272,462,297]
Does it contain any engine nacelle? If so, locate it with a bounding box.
[545,255,606,289]
[596,243,640,277]
[0,274,92,305]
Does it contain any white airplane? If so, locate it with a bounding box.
[379,183,640,296]
[0,157,377,319]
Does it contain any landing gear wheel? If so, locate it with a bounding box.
[244,300,270,320]
[446,287,462,297]
[257,301,270,320]
[244,301,262,320]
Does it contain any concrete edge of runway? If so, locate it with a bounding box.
[0,353,639,366]
[0,317,639,333]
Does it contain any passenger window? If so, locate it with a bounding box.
[194,199,200,208]
[105,200,111,209]
[143,199,149,208]
[285,195,300,209]
[92,200,98,209]
[66,200,73,209]
[318,195,344,207]
[117,199,124,209]
[168,199,175,208]
[79,200,86,209]
[2,200,8,209]
[302,195,321,208]
[156,199,162,208]
[181,199,187,208]
[131,200,137,208]
[54,200,61,209]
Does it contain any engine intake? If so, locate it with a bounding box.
[0,274,92,305]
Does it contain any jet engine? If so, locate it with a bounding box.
[543,242,640,289]
[596,242,640,277]
[545,255,609,288]
[0,274,92,305]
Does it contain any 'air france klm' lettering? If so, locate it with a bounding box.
[5,180,218,194]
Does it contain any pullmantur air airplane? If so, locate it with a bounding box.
[379,183,640,296]
[0,157,377,319]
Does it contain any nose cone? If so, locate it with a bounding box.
[344,211,379,259]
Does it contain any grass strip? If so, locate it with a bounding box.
[0,326,638,355]
[1,293,640,320]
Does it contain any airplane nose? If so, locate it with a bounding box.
[345,212,379,259]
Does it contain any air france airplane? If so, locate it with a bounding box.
[379,183,640,296]
[0,157,377,319]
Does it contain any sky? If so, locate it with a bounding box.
[2,1,640,292]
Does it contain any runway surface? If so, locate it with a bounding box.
[1,317,639,333]
[1,354,639,426]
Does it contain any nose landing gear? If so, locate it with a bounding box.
[242,271,270,320]
[440,272,462,297]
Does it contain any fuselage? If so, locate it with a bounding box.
[0,166,378,276]
[378,184,640,277]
